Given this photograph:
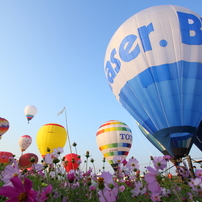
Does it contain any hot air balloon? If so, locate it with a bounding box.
[0,117,9,140]
[0,151,13,164]
[18,153,38,169]
[18,135,32,154]
[24,105,37,124]
[36,123,67,158]
[104,5,202,159]
[63,153,80,172]
[96,120,132,170]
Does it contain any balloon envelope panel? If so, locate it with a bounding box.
[96,120,132,168]
[36,123,67,157]
[104,5,202,158]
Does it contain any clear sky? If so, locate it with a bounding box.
[0,0,202,174]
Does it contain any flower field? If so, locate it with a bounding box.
[0,148,202,202]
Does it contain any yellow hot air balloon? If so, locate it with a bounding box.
[36,123,67,157]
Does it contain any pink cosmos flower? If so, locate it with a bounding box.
[188,178,202,191]
[0,176,38,201]
[67,170,75,183]
[52,147,64,158]
[113,156,124,165]
[37,185,52,202]
[187,192,193,201]
[31,163,44,172]
[176,166,190,178]
[117,163,130,176]
[161,188,171,197]
[44,153,53,164]
[122,159,127,166]
[131,181,147,197]
[2,161,23,186]
[119,185,125,192]
[163,155,172,162]
[195,170,202,179]
[126,157,140,171]
[98,187,118,202]
[144,166,162,194]
[150,193,161,202]
[152,156,167,170]
[89,185,96,191]
[98,172,118,202]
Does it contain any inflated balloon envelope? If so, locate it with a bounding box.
[36,123,67,157]
[18,135,32,153]
[24,105,37,124]
[0,151,13,164]
[104,5,202,159]
[0,117,9,140]
[96,120,133,170]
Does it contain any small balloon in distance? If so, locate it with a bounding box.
[63,153,80,172]
[0,151,13,164]
[18,153,38,169]
[0,117,9,140]
[18,135,32,152]
[24,105,37,124]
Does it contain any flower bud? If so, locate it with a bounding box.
[72,142,77,147]
[30,157,36,163]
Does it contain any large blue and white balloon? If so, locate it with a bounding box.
[104,5,202,158]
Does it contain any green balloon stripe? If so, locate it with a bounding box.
[99,143,132,151]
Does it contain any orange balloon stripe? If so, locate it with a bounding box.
[98,120,126,129]
[96,126,131,136]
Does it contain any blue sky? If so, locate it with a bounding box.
[0,0,202,174]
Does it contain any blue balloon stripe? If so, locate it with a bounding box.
[138,61,202,88]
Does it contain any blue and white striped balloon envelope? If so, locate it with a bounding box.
[104,5,202,158]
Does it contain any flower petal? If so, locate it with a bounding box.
[0,186,19,198]
[24,178,33,192]
[6,198,19,202]
[10,176,23,192]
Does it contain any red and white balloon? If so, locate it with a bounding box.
[18,135,32,152]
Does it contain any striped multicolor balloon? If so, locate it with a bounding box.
[24,105,37,124]
[0,117,9,140]
[96,120,132,170]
